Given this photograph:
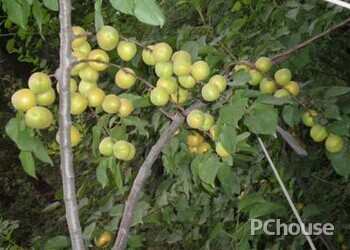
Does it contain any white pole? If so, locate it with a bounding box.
[323,0,350,9]
[257,137,317,250]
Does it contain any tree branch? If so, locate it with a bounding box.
[112,102,204,250]
[57,0,85,249]
[271,16,350,64]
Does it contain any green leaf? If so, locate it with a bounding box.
[95,0,104,32]
[33,0,48,37]
[231,70,250,86]
[121,116,149,137]
[3,0,31,30]
[134,0,165,27]
[109,0,135,14]
[132,201,150,226]
[96,159,109,188]
[19,151,36,178]
[32,138,53,165]
[217,164,240,195]
[257,95,293,106]
[110,126,128,140]
[249,201,287,218]
[282,105,300,127]
[108,158,123,189]
[197,154,221,187]
[219,124,237,154]
[218,96,248,128]
[119,93,152,108]
[44,236,69,249]
[327,143,350,177]
[324,86,350,98]
[5,118,20,143]
[83,222,96,239]
[43,0,58,11]
[244,103,278,135]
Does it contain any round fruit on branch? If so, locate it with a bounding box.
[115,68,137,89]
[11,88,37,112]
[28,72,52,94]
[96,25,119,51]
[117,41,137,61]
[102,94,121,114]
[56,125,82,147]
[25,106,53,129]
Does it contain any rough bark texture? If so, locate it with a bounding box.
[57,1,85,249]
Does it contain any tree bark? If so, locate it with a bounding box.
[57,1,85,249]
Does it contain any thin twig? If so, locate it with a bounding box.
[57,0,85,249]
[112,102,205,250]
[120,34,149,50]
[271,17,350,64]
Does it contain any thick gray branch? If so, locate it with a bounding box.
[112,103,204,250]
[58,0,85,249]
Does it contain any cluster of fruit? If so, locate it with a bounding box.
[235,57,300,97]
[302,110,344,153]
[186,132,211,155]
[99,137,136,161]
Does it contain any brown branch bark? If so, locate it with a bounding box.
[57,0,85,249]
[272,16,350,64]
[112,102,204,250]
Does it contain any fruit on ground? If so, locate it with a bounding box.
[28,72,52,94]
[274,68,292,86]
[96,25,119,51]
[73,41,91,56]
[284,81,300,96]
[78,80,97,97]
[209,125,218,140]
[187,133,204,147]
[155,62,173,78]
[187,110,204,129]
[95,231,113,248]
[118,98,134,117]
[150,87,170,106]
[11,88,36,111]
[36,88,56,106]
[79,66,99,82]
[173,60,191,76]
[302,110,318,127]
[99,137,114,156]
[201,113,215,131]
[115,68,136,89]
[87,88,105,107]
[274,89,290,98]
[56,78,78,93]
[255,57,272,73]
[102,94,121,114]
[152,42,173,62]
[172,50,192,63]
[198,142,211,154]
[117,41,137,61]
[249,69,263,86]
[56,125,82,147]
[325,134,344,153]
[72,26,87,49]
[310,124,328,142]
[71,93,88,115]
[202,83,220,102]
[216,142,230,158]
[25,106,53,129]
[88,49,110,71]
[178,75,196,89]
[156,77,177,94]
[191,61,210,81]
[142,46,156,65]
[208,75,227,92]
[259,78,277,94]
[113,140,135,161]
[170,88,189,104]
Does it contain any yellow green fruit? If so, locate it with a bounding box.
[260,78,277,94]
[187,133,204,147]
[173,60,192,76]
[302,110,318,127]
[25,106,53,129]
[102,94,121,114]
[71,26,87,49]
[186,109,204,129]
[170,88,189,104]
[56,78,78,93]
[11,88,36,111]
[284,81,300,96]
[178,75,196,89]
[274,68,292,86]
[36,88,56,106]
[202,83,220,102]
[156,77,178,94]
[28,72,52,94]
[152,42,173,63]
[99,137,114,156]
[56,125,82,147]
[249,69,263,86]
[216,142,230,158]
[142,46,156,65]
[255,57,272,73]
[78,66,99,82]
[88,49,110,71]
[87,88,105,107]
[95,231,113,248]
[310,124,328,142]
[115,68,136,89]
[117,41,137,61]
[118,98,134,117]
[325,134,344,153]
[150,87,170,106]
[113,140,135,161]
[71,93,88,115]
[208,74,227,92]
[73,41,91,56]
[155,62,173,78]
[198,142,211,154]
[78,80,97,97]
[191,61,210,81]
[201,113,215,131]
[96,25,119,51]
[274,89,290,98]
[172,50,192,63]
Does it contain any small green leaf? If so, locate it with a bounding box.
[96,159,109,188]
[244,103,278,135]
[19,151,36,178]
[327,143,350,177]
[110,126,128,140]
[33,0,48,37]
[217,164,240,195]
[219,124,237,154]
[44,236,69,249]
[3,0,31,30]
[231,70,250,86]
[282,105,300,127]
[134,0,165,27]
[108,158,123,189]
[43,0,58,11]
[197,154,221,187]
[218,96,248,128]
[109,0,135,14]
[121,116,149,137]
[95,0,104,32]
[32,138,53,165]
[325,86,350,98]
[132,201,150,226]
